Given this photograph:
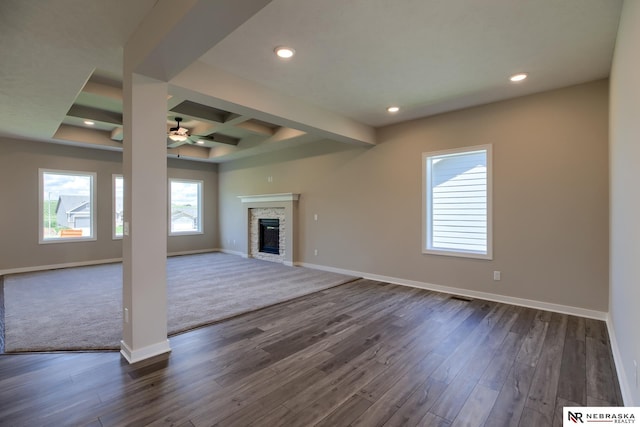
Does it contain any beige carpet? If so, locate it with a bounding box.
[3,253,356,352]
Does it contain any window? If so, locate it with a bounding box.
[169,179,203,235]
[40,169,96,243]
[423,145,492,259]
[113,175,123,239]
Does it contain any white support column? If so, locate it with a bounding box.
[120,72,171,363]
[119,0,274,364]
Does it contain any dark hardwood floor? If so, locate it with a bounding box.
[0,275,5,353]
[0,279,622,426]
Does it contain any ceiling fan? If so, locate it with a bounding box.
[167,117,193,144]
[167,116,240,147]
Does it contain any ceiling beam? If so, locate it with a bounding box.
[53,125,124,150]
[169,100,227,123]
[170,62,377,146]
[66,105,122,125]
[82,81,123,101]
[125,0,274,81]
[236,120,276,136]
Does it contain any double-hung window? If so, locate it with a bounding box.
[169,179,203,235]
[40,169,96,243]
[423,145,492,259]
[113,175,124,239]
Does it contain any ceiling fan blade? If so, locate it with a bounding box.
[167,136,189,149]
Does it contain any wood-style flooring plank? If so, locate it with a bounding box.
[557,338,586,405]
[0,278,623,426]
[525,312,568,420]
[478,331,526,391]
[586,335,619,404]
[381,377,448,427]
[450,384,499,427]
[350,353,445,427]
[485,361,536,426]
[310,394,372,427]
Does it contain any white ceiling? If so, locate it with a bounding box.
[202,0,622,126]
[0,0,157,141]
[0,0,623,161]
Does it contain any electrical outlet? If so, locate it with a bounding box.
[267,176,273,183]
[314,249,318,256]
[124,308,129,323]
[493,271,501,281]
[314,214,318,221]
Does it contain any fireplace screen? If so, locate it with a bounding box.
[259,219,280,254]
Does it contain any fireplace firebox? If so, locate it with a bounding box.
[259,219,280,254]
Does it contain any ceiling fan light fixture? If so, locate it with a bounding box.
[274,46,295,59]
[168,117,189,142]
[387,106,400,113]
[168,133,188,142]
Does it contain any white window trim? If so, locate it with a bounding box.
[168,178,204,236]
[422,144,493,260]
[39,168,97,244]
[112,174,123,240]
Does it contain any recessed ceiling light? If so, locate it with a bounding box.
[196,140,205,145]
[84,120,95,126]
[274,46,295,59]
[510,73,528,82]
[387,106,400,113]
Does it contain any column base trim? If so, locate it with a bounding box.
[120,339,172,364]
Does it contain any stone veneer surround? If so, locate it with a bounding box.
[238,193,299,266]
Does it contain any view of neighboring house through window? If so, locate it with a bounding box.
[113,175,124,238]
[423,145,492,259]
[169,179,202,234]
[40,169,96,242]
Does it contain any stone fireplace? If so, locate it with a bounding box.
[239,193,299,265]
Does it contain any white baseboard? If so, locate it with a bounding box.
[606,317,633,406]
[0,258,122,276]
[296,261,608,321]
[0,250,221,276]
[219,248,248,258]
[120,339,172,364]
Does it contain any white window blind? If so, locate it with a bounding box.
[424,145,492,259]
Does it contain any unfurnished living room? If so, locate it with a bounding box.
[0,0,638,426]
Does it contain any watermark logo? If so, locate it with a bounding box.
[567,411,583,423]
[563,407,638,426]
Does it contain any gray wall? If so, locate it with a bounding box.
[0,137,218,272]
[219,80,609,312]
[609,0,640,406]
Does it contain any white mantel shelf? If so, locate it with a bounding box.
[238,193,300,203]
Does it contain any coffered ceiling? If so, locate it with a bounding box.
[0,0,623,163]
